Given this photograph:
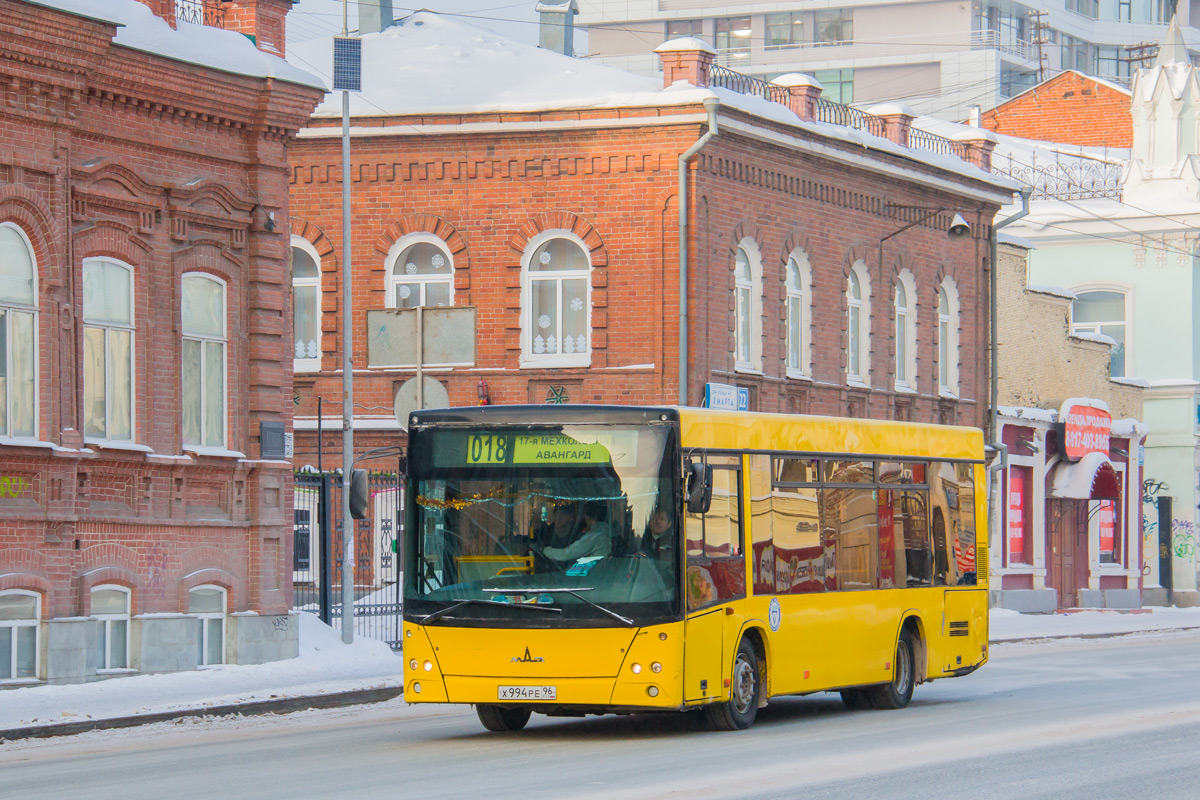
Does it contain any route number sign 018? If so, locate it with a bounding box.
[467,433,508,464]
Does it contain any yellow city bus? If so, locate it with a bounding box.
[400,405,988,732]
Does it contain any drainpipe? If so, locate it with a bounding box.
[987,187,1031,580]
[678,97,720,406]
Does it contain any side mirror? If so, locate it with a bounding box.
[685,461,713,515]
[348,469,369,519]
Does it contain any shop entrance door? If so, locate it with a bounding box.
[1048,499,1087,608]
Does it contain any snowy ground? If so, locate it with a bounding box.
[0,613,401,731]
[989,605,1200,641]
[5,606,1200,733]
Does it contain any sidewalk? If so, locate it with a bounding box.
[4,606,1200,742]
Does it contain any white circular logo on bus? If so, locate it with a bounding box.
[768,597,781,632]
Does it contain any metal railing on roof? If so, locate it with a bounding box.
[991,155,1123,199]
[175,0,225,27]
[709,63,790,104]
[814,97,887,138]
[909,128,971,159]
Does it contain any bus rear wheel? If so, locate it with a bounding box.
[866,628,916,710]
[706,638,760,731]
[476,704,532,732]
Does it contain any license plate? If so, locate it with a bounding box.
[498,685,556,701]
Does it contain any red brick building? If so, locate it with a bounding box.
[287,17,1014,469]
[980,70,1131,149]
[0,0,321,683]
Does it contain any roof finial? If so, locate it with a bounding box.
[1154,15,1189,67]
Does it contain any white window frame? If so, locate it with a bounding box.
[846,260,872,386]
[519,229,592,369]
[785,250,812,379]
[894,270,917,391]
[385,232,454,310]
[290,237,322,374]
[1069,285,1132,378]
[0,222,39,441]
[181,273,228,451]
[0,589,40,683]
[734,239,764,374]
[937,278,961,397]
[91,584,132,672]
[188,584,227,667]
[82,258,135,444]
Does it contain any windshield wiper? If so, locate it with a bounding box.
[419,598,562,625]
[484,588,635,626]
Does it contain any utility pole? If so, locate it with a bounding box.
[332,0,361,645]
[1028,10,1049,84]
[1122,42,1159,72]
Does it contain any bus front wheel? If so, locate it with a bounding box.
[867,628,916,710]
[476,704,532,732]
[706,638,760,731]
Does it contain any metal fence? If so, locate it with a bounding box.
[174,0,225,26]
[709,63,790,105]
[294,471,404,651]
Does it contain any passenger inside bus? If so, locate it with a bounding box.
[538,501,613,564]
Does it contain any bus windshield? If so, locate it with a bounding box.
[405,423,680,626]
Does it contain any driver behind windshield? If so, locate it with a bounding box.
[541,501,612,563]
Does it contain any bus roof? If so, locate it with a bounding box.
[676,407,984,462]
[409,405,983,462]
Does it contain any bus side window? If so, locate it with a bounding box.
[820,487,879,591]
[930,462,975,586]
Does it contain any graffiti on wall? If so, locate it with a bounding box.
[0,475,30,499]
[1172,518,1196,559]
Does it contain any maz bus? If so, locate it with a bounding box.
[399,405,988,731]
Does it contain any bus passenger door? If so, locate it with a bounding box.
[684,607,724,702]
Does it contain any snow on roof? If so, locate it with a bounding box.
[1111,418,1148,436]
[998,231,1035,249]
[1060,396,1110,414]
[1069,331,1118,347]
[26,0,322,88]
[1026,284,1075,299]
[997,405,1057,423]
[288,13,1014,193]
[654,36,716,54]
[1051,451,1115,499]
[1111,376,1151,389]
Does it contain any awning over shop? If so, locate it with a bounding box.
[1050,452,1121,500]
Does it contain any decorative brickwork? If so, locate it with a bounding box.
[0,0,321,678]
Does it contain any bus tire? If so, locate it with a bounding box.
[476,704,532,732]
[839,688,872,710]
[706,638,760,731]
[867,628,916,710]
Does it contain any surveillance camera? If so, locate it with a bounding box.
[947,213,971,241]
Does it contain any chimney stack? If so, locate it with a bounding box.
[221,0,294,56]
[537,0,578,56]
[361,0,394,34]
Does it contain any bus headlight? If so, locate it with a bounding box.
[631,663,642,674]
[651,662,662,673]
[409,659,418,670]
[423,660,434,672]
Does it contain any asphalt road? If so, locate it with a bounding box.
[2,631,1199,800]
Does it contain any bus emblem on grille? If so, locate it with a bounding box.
[512,647,544,663]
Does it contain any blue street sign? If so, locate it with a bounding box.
[704,382,749,411]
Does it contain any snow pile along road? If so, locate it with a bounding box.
[990,606,1200,642]
[0,614,401,731]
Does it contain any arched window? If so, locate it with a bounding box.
[1071,289,1127,377]
[846,262,871,384]
[0,223,37,439]
[734,241,763,372]
[181,273,227,449]
[91,585,131,671]
[188,585,227,667]
[522,233,591,366]
[0,589,39,681]
[291,238,322,372]
[937,279,960,395]
[894,271,917,390]
[387,236,453,310]
[785,251,811,378]
[83,259,134,442]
